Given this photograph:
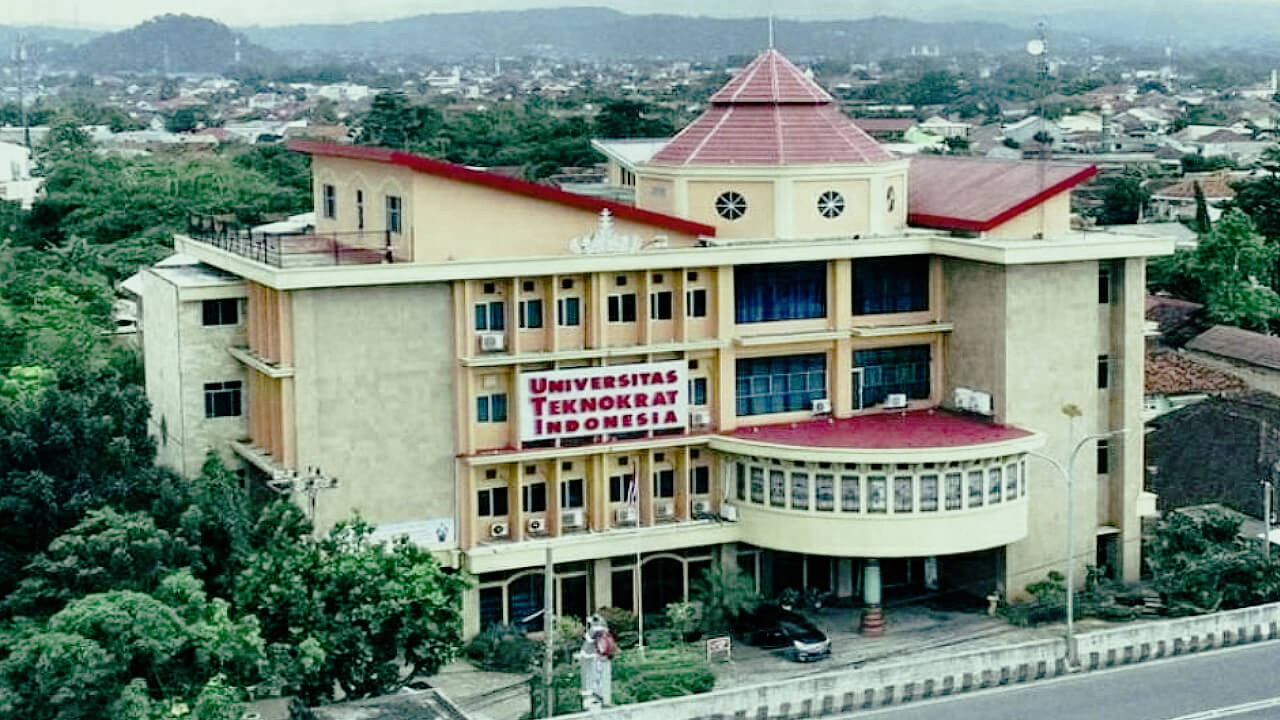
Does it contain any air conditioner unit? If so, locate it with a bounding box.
[970,390,993,416]
[614,506,638,525]
[489,521,509,538]
[811,398,832,415]
[954,388,974,411]
[691,499,712,516]
[719,503,739,522]
[479,332,506,352]
[561,508,585,529]
[884,393,908,409]
[526,517,546,535]
[655,499,675,519]
[690,409,712,428]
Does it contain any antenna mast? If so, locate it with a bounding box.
[768,15,775,49]
[13,34,30,151]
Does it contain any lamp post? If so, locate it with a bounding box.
[1029,427,1128,667]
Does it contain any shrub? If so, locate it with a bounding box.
[595,606,638,648]
[464,624,539,673]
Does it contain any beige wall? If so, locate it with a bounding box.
[291,283,458,530]
[987,193,1072,240]
[685,180,776,239]
[791,179,872,239]
[636,177,675,215]
[142,270,248,477]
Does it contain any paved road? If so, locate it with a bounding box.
[840,641,1280,720]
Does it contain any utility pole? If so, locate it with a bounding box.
[13,34,30,151]
[543,545,555,718]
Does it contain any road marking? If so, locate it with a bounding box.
[843,639,1280,718]
[1162,696,1280,720]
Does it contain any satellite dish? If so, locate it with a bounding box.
[1026,39,1046,56]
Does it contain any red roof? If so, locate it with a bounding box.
[1145,349,1246,395]
[649,50,893,167]
[286,139,716,238]
[728,409,1031,450]
[1186,325,1280,371]
[907,156,1099,232]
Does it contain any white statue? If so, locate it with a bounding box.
[576,613,616,710]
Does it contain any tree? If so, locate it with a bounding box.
[1145,509,1280,614]
[4,508,201,617]
[1193,181,1211,235]
[1093,171,1149,225]
[359,91,420,148]
[233,518,468,703]
[593,100,673,139]
[690,566,758,634]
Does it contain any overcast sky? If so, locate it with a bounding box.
[1,0,1270,30]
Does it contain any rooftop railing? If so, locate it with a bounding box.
[185,215,410,268]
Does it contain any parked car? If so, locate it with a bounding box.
[738,604,831,662]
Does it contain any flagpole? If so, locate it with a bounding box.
[629,467,645,657]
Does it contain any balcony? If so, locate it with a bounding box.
[709,409,1045,557]
[185,215,410,268]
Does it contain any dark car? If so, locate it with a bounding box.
[738,604,831,662]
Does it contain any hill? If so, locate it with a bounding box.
[240,7,1052,60]
[59,14,277,73]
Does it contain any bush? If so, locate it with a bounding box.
[465,624,539,673]
[527,646,715,716]
[595,606,638,649]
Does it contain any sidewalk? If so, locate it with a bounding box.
[429,605,1106,720]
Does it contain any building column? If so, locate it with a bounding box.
[861,558,885,636]
[462,583,481,639]
[717,542,739,575]
[591,558,612,612]
[836,558,855,599]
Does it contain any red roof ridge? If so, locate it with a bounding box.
[907,156,1099,232]
[287,139,716,238]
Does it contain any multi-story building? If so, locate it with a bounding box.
[142,50,1173,636]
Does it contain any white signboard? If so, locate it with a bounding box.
[518,360,687,442]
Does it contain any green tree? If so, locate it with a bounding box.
[1145,509,1280,614]
[593,100,673,139]
[234,518,469,703]
[359,91,420,148]
[690,566,758,633]
[1193,180,1211,234]
[1092,171,1149,225]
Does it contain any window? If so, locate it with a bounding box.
[1099,266,1111,304]
[1097,439,1110,474]
[855,345,931,407]
[945,472,963,510]
[557,297,581,326]
[736,354,826,416]
[607,294,637,323]
[714,190,747,220]
[886,185,897,213]
[650,291,673,320]
[841,475,860,512]
[689,377,708,406]
[817,190,845,218]
[1006,464,1019,498]
[322,184,336,219]
[652,273,664,284]
[968,470,984,508]
[474,301,505,331]
[750,467,765,503]
[522,482,547,513]
[691,466,710,495]
[735,262,826,323]
[356,190,365,229]
[615,275,628,287]
[920,475,939,511]
[816,474,835,511]
[989,468,1002,503]
[686,288,707,317]
[894,476,913,512]
[791,473,810,510]
[476,394,508,423]
[653,469,675,498]
[609,474,635,503]
[867,476,887,513]
[201,298,238,326]
[735,464,747,500]
[852,256,929,315]
[203,381,242,418]
[477,487,509,517]
[385,195,402,234]
[1097,355,1110,389]
[561,278,575,290]
[769,470,786,507]
[518,299,543,329]
[560,478,584,509]
[522,280,535,292]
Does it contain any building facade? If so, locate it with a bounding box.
[143,51,1172,636]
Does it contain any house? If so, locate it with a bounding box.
[1144,348,1245,420]
[1146,172,1236,223]
[1185,325,1280,396]
[1001,116,1066,147]
[1146,392,1280,519]
[918,116,971,139]
[0,140,41,209]
[140,49,1173,635]
[851,117,918,142]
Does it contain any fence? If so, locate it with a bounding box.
[184,216,406,267]
[566,601,1280,719]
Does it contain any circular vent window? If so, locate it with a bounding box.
[817,190,845,219]
[714,191,747,220]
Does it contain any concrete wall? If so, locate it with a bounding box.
[1074,601,1280,671]
[291,283,458,531]
[142,270,185,473]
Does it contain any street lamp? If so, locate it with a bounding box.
[1029,427,1128,668]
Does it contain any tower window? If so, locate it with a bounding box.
[817,190,845,219]
[714,191,747,220]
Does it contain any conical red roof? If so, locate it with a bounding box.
[649,49,893,167]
